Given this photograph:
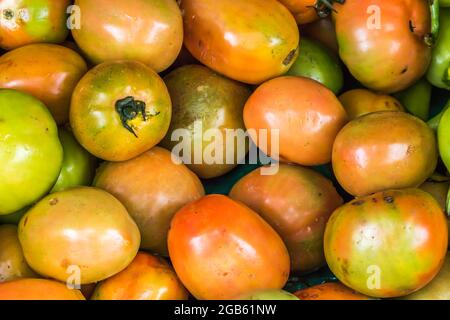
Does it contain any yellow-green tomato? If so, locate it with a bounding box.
[438,107,450,172]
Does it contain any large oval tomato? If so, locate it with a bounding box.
[161,65,251,179]
[168,195,290,300]
[0,0,69,50]
[94,147,204,256]
[91,252,188,300]
[0,279,84,300]
[332,111,437,196]
[294,282,372,300]
[324,189,448,298]
[0,89,63,215]
[0,44,87,124]
[229,164,343,274]
[72,0,183,73]
[181,0,299,84]
[70,61,172,162]
[18,187,140,284]
[333,0,431,93]
[244,76,348,166]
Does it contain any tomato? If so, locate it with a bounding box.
[339,89,404,120]
[294,282,372,300]
[0,279,84,300]
[0,44,87,124]
[70,61,172,162]
[401,253,450,300]
[181,0,299,84]
[0,89,63,215]
[277,0,319,24]
[94,147,204,256]
[237,289,299,300]
[302,17,339,54]
[332,111,438,196]
[91,252,188,300]
[18,187,140,284]
[72,0,182,73]
[244,76,348,166]
[427,8,450,90]
[286,38,343,94]
[229,164,343,274]
[438,107,450,173]
[333,0,431,93]
[161,65,251,179]
[0,225,36,283]
[0,0,69,50]
[324,189,448,298]
[394,78,432,121]
[168,195,290,300]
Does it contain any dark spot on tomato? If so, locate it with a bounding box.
[401,67,408,74]
[49,198,58,206]
[352,200,365,206]
[283,49,297,66]
[385,101,390,107]
[383,196,394,204]
[372,197,378,203]
[23,216,29,226]
[409,20,415,33]
[3,9,14,20]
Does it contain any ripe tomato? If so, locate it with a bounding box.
[237,289,299,300]
[332,111,437,196]
[0,0,69,50]
[0,89,63,215]
[72,0,182,73]
[333,0,431,93]
[168,195,290,300]
[0,279,84,300]
[244,76,348,166]
[294,282,372,300]
[229,164,343,274]
[324,189,448,298]
[0,44,87,124]
[70,61,172,162]
[339,89,404,120]
[18,187,141,284]
[91,252,188,300]
[181,0,299,84]
[94,147,205,256]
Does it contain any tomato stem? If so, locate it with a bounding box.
[115,96,147,138]
[315,0,345,18]
[427,0,440,46]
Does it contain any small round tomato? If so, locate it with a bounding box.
[339,89,404,120]
[50,128,97,193]
[72,0,183,73]
[181,0,299,84]
[18,187,140,284]
[332,111,437,196]
[324,189,448,298]
[294,282,372,300]
[91,252,188,300]
[70,61,172,162]
[333,0,431,93]
[229,164,343,274]
[244,76,348,166]
[0,279,84,300]
[0,89,63,215]
[0,0,69,50]
[237,289,299,300]
[168,195,290,300]
[0,44,87,124]
[94,147,205,256]
[0,224,36,283]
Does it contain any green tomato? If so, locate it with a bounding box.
[286,38,344,94]
[438,106,450,172]
[394,78,432,121]
[427,8,450,90]
[237,289,300,300]
[0,89,63,215]
[50,129,97,193]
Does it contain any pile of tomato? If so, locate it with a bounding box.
[0,0,449,301]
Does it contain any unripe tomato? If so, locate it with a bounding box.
[0,279,84,300]
[438,105,450,172]
[294,282,372,300]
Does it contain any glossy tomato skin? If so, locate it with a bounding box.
[18,187,141,284]
[244,76,348,166]
[333,0,431,93]
[0,89,63,215]
[72,0,182,73]
[70,61,172,162]
[91,252,188,300]
[161,65,251,179]
[277,0,319,24]
[181,0,299,84]
[0,279,84,300]
[0,44,87,124]
[324,189,448,298]
[332,111,437,197]
[229,164,343,274]
[294,282,372,300]
[168,195,290,300]
[0,0,69,50]
[94,147,205,256]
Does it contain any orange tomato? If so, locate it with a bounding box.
[244,76,348,166]
[0,279,84,300]
[294,282,372,300]
[168,195,290,300]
